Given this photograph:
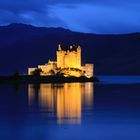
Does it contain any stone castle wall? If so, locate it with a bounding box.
[28,45,94,78]
[56,45,81,69]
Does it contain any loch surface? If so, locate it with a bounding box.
[0,76,140,140]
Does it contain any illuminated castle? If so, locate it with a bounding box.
[57,45,81,69]
[28,45,94,78]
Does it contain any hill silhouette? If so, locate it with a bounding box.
[0,23,140,75]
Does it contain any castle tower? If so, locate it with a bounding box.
[76,46,81,68]
[84,64,94,78]
[57,44,65,68]
[58,44,61,51]
[57,45,82,69]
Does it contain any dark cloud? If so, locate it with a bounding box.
[0,0,67,27]
[50,4,140,33]
[0,0,140,33]
[0,0,46,12]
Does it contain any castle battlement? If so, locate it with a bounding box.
[28,45,94,78]
[57,45,81,69]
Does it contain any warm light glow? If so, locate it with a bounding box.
[28,84,35,107]
[56,83,81,124]
[28,45,94,78]
[39,84,55,112]
[28,82,94,124]
[82,83,94,108]
[57,45,81,69]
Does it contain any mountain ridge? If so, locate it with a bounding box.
[0,23,140,75]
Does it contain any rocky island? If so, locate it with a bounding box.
[0,44,98,84]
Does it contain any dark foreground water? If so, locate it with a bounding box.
[0,76,140,140]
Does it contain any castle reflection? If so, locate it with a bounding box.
[28,83,94,124]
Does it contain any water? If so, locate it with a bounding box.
[0,76,140,140]
[99,76,140,84]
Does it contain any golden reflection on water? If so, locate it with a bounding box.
[28,82,94,124]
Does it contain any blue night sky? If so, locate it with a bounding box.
[0,0,140,34]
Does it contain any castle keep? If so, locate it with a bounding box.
[28,45,94,78]
[57,45,81,69]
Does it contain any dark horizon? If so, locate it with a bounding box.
[1,22,140,35]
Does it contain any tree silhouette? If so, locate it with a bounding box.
[49,70,55,75]
[14,70,20,77]
[32,68,42,76]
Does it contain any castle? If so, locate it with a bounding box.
[28,45,94,78]
[57,45,81,69]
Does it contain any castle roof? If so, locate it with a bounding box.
[57,45,80,52]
